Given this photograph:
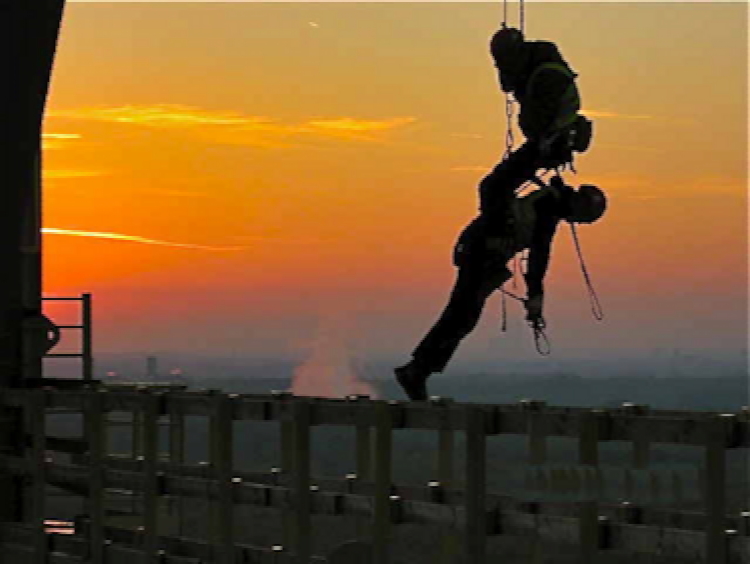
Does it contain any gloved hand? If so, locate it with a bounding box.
[524,294,546,329]
[538,134,556,159]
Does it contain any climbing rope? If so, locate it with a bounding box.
[532,321,551,356]
[500,289,508,332]
[497,0,552,356]
[500,0,524,161]
[502,95,515,161]
[569,222,604,320]
[501,0,525,33]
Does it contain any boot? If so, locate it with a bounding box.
[394,361,430,401]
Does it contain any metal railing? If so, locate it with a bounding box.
[43,293,93,381]
[0,387,748,563]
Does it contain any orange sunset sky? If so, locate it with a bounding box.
[42,2,747,370]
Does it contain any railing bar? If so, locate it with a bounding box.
[211,395,235,564]
[526,404,547,466]
[169,400,186,537]
[354,402,373,540]
[372,401,393,564]
[578,410,600,564]
[291,400,312,564]
[280,412,294,547]
[142,392,160,562]
[705,415,729,564]
[356,424,372,482]
[464,406,486,564]
[28,389,47,564]
[9,388,747,447]
[132,410,142,460]
[81,293,93,381]
[435,399,455,486]
[434,399,458,564]
[85,390,105,564]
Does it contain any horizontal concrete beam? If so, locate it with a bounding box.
[2,456,748,562]
[2,389,748,447]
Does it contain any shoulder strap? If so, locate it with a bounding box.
[526,62,575,99]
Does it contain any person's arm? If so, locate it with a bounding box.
[524,197,560,322]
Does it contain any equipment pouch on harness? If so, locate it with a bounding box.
[571,115,593,153]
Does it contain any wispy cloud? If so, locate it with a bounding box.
[48,105,417,147]
[582,109,654,120]
[43,133,82,139]
[43,169,108,179]
[42,132,82,151]
[304,117,415,133]
[42,227,328,250]
[299,116,416,142]
[49,106,255,127]
[42,227,247,251]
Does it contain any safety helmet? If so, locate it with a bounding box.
[489,26,525,67]
[566,184,607,224]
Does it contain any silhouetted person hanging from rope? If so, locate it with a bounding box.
[395,28,604,401]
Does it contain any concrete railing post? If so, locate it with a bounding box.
[85,389,106,564]
[464,406,486,564]
[372,401,393,564]
[212,394,235,564]
[291,399,312,564]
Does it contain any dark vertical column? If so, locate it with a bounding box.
[0,0,65,385]
[0,0,67,527]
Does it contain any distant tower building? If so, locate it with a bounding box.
[146,356,159,381]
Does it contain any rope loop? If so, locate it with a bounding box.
[569,223,604,320]
[533,325,551,356]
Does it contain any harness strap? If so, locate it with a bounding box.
[526,62,580,131]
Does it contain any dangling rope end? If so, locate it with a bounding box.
[500,291,508,332]
[531,322,551,356]
[569,222,605,321]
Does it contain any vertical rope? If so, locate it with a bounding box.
[500,292,508,332]
[569,223,604,320]
[501,0,524,31]
[503,95,515,161]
